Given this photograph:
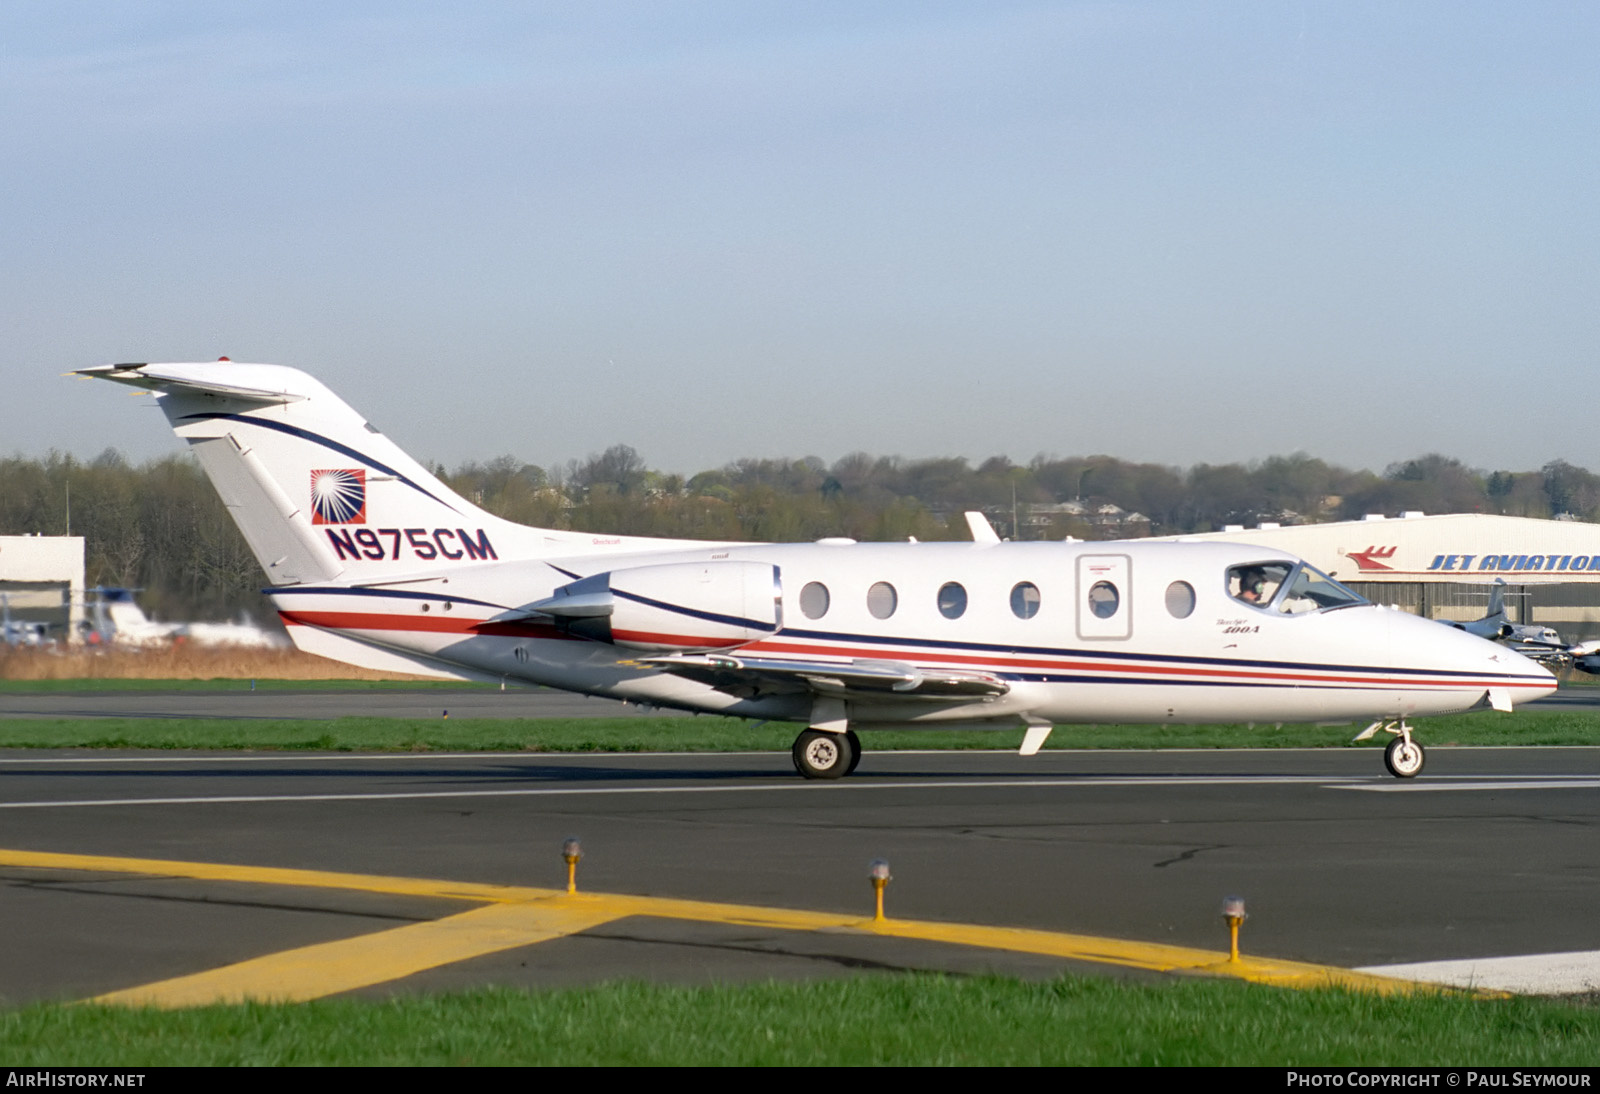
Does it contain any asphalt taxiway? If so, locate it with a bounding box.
[0,745,1596,1004]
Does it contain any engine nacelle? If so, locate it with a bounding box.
[529,560,781,652]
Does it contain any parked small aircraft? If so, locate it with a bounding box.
[87,587,287,650]
[1438,579,1567,664]
[1563,639,1600,674]
[0,594,51,647]
[79,361,1555,779]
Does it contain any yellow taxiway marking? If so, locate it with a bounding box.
[0,848,1425,1005]
[92,901,621,1007]
[0,847,553,903]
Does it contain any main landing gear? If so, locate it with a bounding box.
[1356,719,1425,778]
[792,729,863,779]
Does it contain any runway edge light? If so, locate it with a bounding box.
[563,837,582,894]
[869,858,891,922]
[1222,895,1247,962]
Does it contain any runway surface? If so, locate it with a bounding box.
[0,745,1596,1004]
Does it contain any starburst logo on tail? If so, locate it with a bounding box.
[310,469,367,525]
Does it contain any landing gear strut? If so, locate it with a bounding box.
[1357,719,1425,778]
[792,728,860,779]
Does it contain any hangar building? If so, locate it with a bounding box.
[1170,513,1600,643]
[0,536,85,644]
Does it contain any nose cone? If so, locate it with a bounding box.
[1501,648,1559,706]
[1387,607,1556,710]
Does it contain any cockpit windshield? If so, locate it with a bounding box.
[1228,561,1368,613]
[1275,563,1368,613]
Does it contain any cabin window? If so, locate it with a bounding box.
[1165,581,1196,619]
[800,581,830,620]
[1010,582,1041,619]
[867,581,898,619]
[937,582,967,619]
[1087,581,1120,619]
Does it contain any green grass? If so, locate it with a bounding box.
[2,977,1596,1066]
[0,709,1595,752]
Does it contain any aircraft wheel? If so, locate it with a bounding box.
[1384,737,1425,779]
[793,729,854,780]
[845,730,863,774]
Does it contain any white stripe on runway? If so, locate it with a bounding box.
[0,774,1358,809]
[1357,951,1600,995]
[1338,778,1600,792]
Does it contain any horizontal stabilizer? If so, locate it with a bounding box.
[75,363,307,404]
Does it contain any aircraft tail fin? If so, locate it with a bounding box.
[1485,578,1507,620]
[76,362,559,586]
[98,588,152,629]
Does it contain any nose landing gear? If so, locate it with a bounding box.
[1356,719,1425,778]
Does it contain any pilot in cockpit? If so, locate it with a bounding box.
[1230,563,1291,607]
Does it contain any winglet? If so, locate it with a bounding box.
[964,511,1001,544]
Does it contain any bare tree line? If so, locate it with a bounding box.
[3,446,1597,621]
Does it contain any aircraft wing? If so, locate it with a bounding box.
[633,652,1010,701]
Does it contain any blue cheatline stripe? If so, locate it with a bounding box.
[263,585,511,612]
[180,412,461,515]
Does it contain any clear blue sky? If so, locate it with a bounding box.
[6,2,1597,476]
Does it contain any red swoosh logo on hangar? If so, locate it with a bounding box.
[1347,545,1397,571]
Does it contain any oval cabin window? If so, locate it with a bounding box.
[867,581,898,620]
[1165,580,1196,619]
[799,582,830,620]
[1087,581,1120,619]
[1010,582,1041,619]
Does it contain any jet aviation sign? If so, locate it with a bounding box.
[1348,544,1600,577]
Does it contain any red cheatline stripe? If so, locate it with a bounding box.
[278,610,578,641]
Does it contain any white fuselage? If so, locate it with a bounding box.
[266,538,1553,730]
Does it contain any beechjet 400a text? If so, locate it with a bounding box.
[78,361,1555,779]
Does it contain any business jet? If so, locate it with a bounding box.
[1438,579,1567,664]
[1,593,50,648]
[77,361,1555,780]
[86,587,287,650]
